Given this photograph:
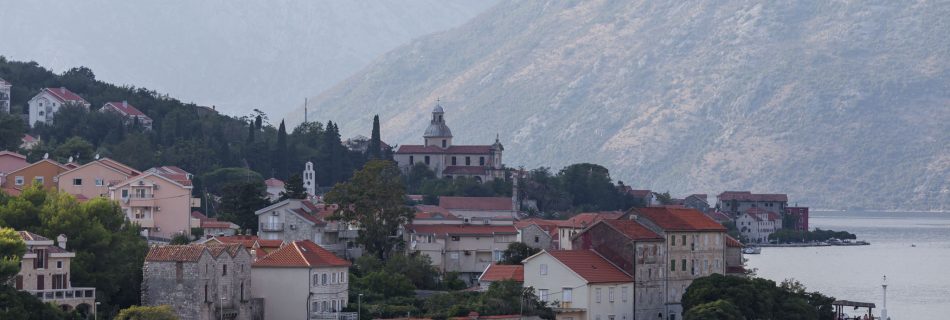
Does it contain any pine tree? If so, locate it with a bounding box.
[254,114,263,130]
[281,173,307,200]
[367,114,382,160]
[245,120,255,144]
[275,119,289,179]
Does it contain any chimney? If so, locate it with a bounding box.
[123,100,128,108]
[512,173,519,213]
[56,234,67,249]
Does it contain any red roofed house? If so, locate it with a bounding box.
[28,87,91,127]
[523,250,633,320]
[254,198,361,259]
[438,196,518,223]
[252,240,352,320]
[199,235,284,260]
[13,231,96,313]
[716,191,789,217]
[572,219,665,319]
[142,243,260,320]
[622,207,728,319]
[724,235,746,275]
[477,264,523,290]
[394,103,505,182]
[413,204,464,225]
[406,224,517,285]
[109,167,199,241]
[514,219,560,250]
[190,211,240,237]
[263,178,285,202]
[735,207,781,243]
[0,151,29,185]
[56,158,141,201]
[101,101,153,130]
[557,212,623,250]
[20,134,40,150]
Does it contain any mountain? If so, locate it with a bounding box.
[294,1,949,211]
[0,0,497,116]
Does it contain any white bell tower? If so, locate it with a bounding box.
[303,161,316,197]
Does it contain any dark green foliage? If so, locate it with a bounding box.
[217,182,270,233]
[274,120,289,179]
[325,160,414,259]
[0,112,25,151]
[53,136,94,163]
[500,242,540,265]
[354,253,441,290]
[0,227,26,283]
[367,115,382,160]
[280,173,308,200]
[768,228,857,243]
[115,305,179,320]
[0,285,73,320]
[682,274,835,320]
[655,191,673,205]
[170,233,192,245]
[200,167,265,196]
[684,299,744,320]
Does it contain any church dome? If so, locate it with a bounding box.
[432,103,444,113]
[424,123,452,138]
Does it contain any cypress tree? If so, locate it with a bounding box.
[246,120,255,144]
[367,114,382,160]
[275,119,288,179]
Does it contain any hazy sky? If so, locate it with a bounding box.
[0,0,496,118]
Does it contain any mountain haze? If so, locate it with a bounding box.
[296,1,949,211]
[0,0,497,116]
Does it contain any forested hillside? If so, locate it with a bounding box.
[295,1,950,211]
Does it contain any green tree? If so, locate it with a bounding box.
[0,285,72,320]
[0,112,25,151]
[115,305,179,320]
[217,182,270,233]
[655,191,674,205]
[684,299,744,320]
[200,167,264,195]
[274,119,289,179]
[53,136,95,163]
[169,233,191,245]
[325,160,414,259]
[280,173,308,200]
[500,242,540,265]
[367,115,382,160]
[0,227,26,283]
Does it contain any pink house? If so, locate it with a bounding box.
[109,166,198,240]
[0,151,30,183]
[56,158,140,201]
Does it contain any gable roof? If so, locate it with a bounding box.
[0,151,29,173]
[253,240,350,268]
[725,235,744,248]
[600,220,663,241]
[37,87,88,105]
[562,212,623,228]
[630,207,727,232]
[414,205,461,220]
[103,101,149,118]
[57,158,140,181]
[546,250,632,284]
[718,191,788,202]
[265,178,285,187]
[395,145,494,155]
[439,196,512,211]
[145,166,192,186]
[17,230,51,242]
[111,171,191,189]
[6,159,69,176]
[479,264,524,282]
[145,243,246,262]
[408,224,517,236]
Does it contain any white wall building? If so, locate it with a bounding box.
[0,78,11,113]
[252,240,351,320]
[523,250,634,320]
[28,87,90,127]
[735,208,780,243]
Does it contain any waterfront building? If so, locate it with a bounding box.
[716,191,788,217]
[735,208,780,243]
[724,235,746,275]
[786,206,810,231]
[13,231,96,313]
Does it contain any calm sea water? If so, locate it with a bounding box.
[746,211,950,320]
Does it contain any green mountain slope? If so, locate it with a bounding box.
[293,1,950,211]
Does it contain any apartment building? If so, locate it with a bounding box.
[406,224,517,284]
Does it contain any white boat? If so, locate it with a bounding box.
[742,247,762,254]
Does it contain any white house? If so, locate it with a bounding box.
[254,198,360,259]
[523,250,634,320]
[736,208,780,243]
[28,87,90,127]
[100,101,153,130]
[263,178,285,202]
[0,77,11,113]
[251,240,351,320]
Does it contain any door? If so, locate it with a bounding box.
[37,275,44,290]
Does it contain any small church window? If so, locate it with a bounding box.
[442,139,446,148]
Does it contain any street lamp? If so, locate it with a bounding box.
[94,301,100,320]
[358,293,364,320]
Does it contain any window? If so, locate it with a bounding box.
[34,249,47,269]
[34,176,44,185]
[480,157,485,165]
[341,272,346,283]
[332,272,337,284]
[409,156,414,164]
[493,250,503,262]
[73,178,83,186]
[452,157,457,165]
[176,262,183,283]
[540,264,548,275]
[57,261,63,269]
[622,286,628,302]
[681,259,687,271]
[241,282,245,301]
[670,260,675,271]
[670,235,675,246]
[534,236,539,243]
[682,235,687,246]
[562,288,573,302]
[95,178,104,186]
[538,289,548,302]
[332,300,338,311]
[15,176,24,186]
[596,288,602,303]
[451,236,460,241]
[322,301,328,312]
[322,273,327,285]
[609,287,615,302]
[313,274,319,286]
[312,302,320,313]
[424,156,430,165]
[121,189,129,198]
[52,274,66,289]
[442,140,446,148]
[465,157,471,165]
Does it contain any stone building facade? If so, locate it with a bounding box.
[142,243,263,320]
[255,198,361,259]
[716,191,788,216]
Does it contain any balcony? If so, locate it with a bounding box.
[312,312,358,320]
[27,287,96,304]
[131,218,155,228]
[337,229,359,239]
[128,196,156,208]
[260,222,284,232]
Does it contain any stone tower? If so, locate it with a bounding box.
[303,161,316,197]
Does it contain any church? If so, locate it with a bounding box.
[394,103,504,182]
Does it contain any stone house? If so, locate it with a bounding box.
[557,212,623,250]
[735,208,780,244]
[198,235,284,261]
[1,158,69,191]
[523,250,634,320]
[477,263,523,291]
[28,87,90,127]
[251,240,351,320]
[56,158,141,201]
[786,206,810,231]
[0,77,11,113]
[514,220,558,250]
[255,198,361,259]
[394,103,505,182]
[100,101,153,130]
[110,166,198,240]
[572,219,666,320]
[142,243,261,320]
[716,191,788,217]
[622,207,728,320]
[724,236,745,275]
[13,231,96,313]
[406,224,517,284]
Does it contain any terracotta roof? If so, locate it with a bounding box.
[627,189,653,197]
[414,205,461,220]
[743,208,781,221]
[41,87,88,104]
[97,158,141,176]
[547,250,632,283]
[253,240,350,268]
[563,212,623,228]
[395,145,494,154]
[408,224,517,236]
[145,166,193,186]
[201,220,236,229]
[725,235,744,248]
[439,196,512,211]
[6,159,68,176]
[443,166,488,175]
[17,231,51,242]
[705,211,733,222]
[103,101,149,118]
[479,264,524,282]
[265,178,285,187]
[191,211,209,219]
[601,220,663,241]
[631,207,727,232]
[257,239,284,248]
[21,134,37,143]
[718,191,788,202]
[146,245,207,262]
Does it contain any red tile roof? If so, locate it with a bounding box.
[253,240,350,268]
[631,207,727,232]
[479,264,524,282]
[439,196,512,211]
[561,212,623,228]
[443,166,488,175]
[96,158,141,176]
[42,87,88,104]
[601,220,663,241]
[21,134,37,143]
[414,205,461,220]
[103,101,149,118]
[408,224,517,236]
[718,191,788,202]
[265,178,285,187]
[146,166,193,186]
[0,151,29,173]
[725,235,744,248]
[396,145,494,154]
[146,245,208,262]
[547,250,632,283]
[17,230,51,242]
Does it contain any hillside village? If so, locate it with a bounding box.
[0,70,835,320]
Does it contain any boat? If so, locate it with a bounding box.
[742,247,762,254]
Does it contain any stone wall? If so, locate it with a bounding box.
[519,224,553,250]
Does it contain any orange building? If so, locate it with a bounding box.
[1,159,69,191]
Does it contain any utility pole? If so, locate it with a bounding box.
[881,275,888,320]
